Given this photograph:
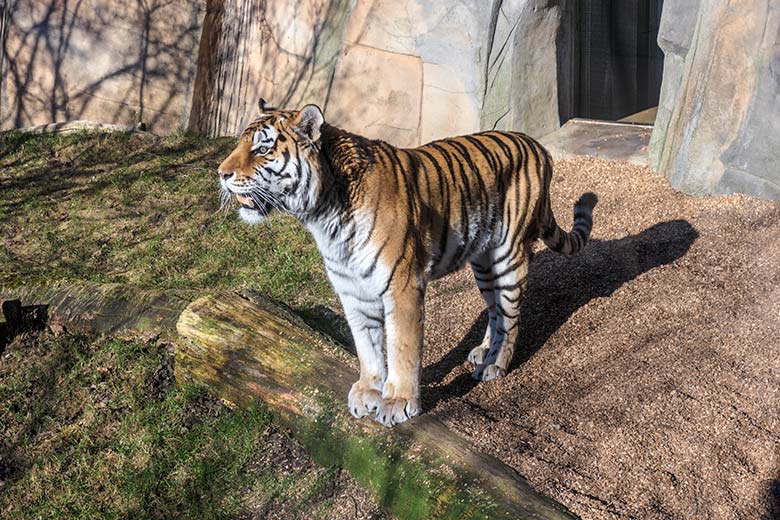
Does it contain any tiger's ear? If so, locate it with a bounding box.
[292,104,324,142]
[257,98,275,114]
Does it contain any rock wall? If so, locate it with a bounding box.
[0,0,205,131]
[188,0,353,137]
[2,0,570,143]
[483,0,574,139]
[190,0,571,145]
[649,0,780,199]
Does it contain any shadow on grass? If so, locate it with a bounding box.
[0,132,233,216]
[297,305,354,354]
[423,219,699,407]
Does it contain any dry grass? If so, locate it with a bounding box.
[0,331,387,520]
[0,130,330,307]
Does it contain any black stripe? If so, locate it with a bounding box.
[494,134,527,245]
[501,291,524,304]
[494,136,536,265]
[291,144,306,194]
[463,135,501,176]
[414,148,438,200]
[354,308,384,325]
[361,235,391,278]
[495,321,519,335]
[492,279,527,292]
[339,290,380,304]
[426,144,454,270]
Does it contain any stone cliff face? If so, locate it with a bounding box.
[2,0,778,199]
[650,0,780,199]
[1,0,569,145]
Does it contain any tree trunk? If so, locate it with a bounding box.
[0,281,577,519]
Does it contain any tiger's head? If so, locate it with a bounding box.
[217,100,325,224]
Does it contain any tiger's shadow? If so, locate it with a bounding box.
[422,219,699,408]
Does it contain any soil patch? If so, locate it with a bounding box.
[422,156,780,519]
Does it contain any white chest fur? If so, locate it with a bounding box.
[306,209,390,303]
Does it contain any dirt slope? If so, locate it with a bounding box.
[422,156,780,520]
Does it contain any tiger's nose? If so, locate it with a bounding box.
[219,170,235,181]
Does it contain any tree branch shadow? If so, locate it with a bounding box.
[1,0,203,131]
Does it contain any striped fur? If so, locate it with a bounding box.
[218,104,597,427]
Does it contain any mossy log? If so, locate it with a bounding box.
[0,281,576,518]
[176,293,577,520]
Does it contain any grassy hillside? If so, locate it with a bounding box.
[0,131,383,519]
[0,130,330,306]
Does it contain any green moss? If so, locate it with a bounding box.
[281,395,500,520]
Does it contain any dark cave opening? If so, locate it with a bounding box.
[558,0,665,123]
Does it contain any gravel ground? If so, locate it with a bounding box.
[421,156,780,520]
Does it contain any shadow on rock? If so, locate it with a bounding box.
[765,479,780,520]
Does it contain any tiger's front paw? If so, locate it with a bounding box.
[472,363,506,381]
[348,381,383,419]
[375,396,421,427]
[467,344,489,365]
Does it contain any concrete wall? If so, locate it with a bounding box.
[1,0,205,131]
[649,0,780,200]
[1,0,571,144]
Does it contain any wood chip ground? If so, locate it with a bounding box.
[421,156,780,520]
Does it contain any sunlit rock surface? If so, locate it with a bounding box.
[650,0,780,199]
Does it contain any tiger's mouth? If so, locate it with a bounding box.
[235,194,272,214]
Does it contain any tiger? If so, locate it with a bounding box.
[217,99,596,427]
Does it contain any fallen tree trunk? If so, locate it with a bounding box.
[1,281,576,518]
[0,281,191,340]
[176,293,577,520]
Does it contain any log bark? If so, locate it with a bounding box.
[0,281,191,340]
[176,293,577,520]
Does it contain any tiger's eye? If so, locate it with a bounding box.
[258,146,269,155]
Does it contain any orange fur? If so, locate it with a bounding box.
[218,104,596,426]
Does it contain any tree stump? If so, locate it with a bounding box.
[1,299,22,349]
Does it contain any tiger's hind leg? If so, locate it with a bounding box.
[468,255,497,366]
[472,248,530,382]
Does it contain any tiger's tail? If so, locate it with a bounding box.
[539,162,597,256]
